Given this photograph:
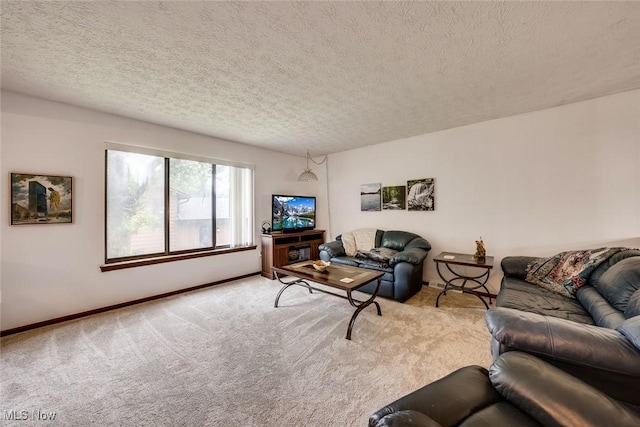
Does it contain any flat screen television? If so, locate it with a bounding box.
[272,195,316,233]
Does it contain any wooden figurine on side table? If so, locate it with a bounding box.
[473,237,486,263]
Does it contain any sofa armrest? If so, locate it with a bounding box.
[391,248,428,266]
[318,240,345,258]
[404,237,432,252]
[486,308,640,374]
[369,366,502,427]
[490,352,640,427]
[486,307,640,407]
[500,256,540,279]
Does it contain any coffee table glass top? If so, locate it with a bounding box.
[273,260,383,290]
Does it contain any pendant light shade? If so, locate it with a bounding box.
[298,150,324,182]
[298,168,319,182]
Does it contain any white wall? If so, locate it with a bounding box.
[2,89,638,329]
[327,89,640,292]
[0,91,326,330]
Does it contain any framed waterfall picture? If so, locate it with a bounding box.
[407,178,435,211]
[10,173,73,225]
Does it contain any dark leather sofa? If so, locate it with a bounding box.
[318,230,431,302]
[485,249,640,411]
[369,351,640,427]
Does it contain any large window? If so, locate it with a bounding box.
[105,146,254,264]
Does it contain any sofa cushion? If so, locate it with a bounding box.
[616,316,640,351]
[596,256,640,312]
[575,286,626,329]
[497,278,594,325]
[329,256,359,267]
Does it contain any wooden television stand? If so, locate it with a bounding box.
[260,229,325,279]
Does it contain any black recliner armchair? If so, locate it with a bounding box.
[369,352,640,427]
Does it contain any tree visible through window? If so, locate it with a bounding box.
[105,148,253,263]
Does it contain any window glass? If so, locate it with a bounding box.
[169,158,213,252]
[106,151,165,259]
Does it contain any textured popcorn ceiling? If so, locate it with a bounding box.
[2,2,640,156]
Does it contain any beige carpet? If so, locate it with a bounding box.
[1,276,493,426]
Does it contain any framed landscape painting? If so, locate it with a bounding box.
[360,183,381,211]
[10,173,73,225]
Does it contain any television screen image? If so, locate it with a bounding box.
[272,195,316,232]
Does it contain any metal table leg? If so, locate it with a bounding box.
[435,262,491,309]
[273,271,313,308]
[345,278,382,340]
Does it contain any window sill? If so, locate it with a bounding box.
[100,245,257,272]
